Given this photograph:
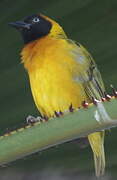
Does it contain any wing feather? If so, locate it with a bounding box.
[67,39,105,177]
[69,40,105,100]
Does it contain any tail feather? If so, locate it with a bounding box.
[88,131,105,177]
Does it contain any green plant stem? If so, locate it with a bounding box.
[0,98,117,166]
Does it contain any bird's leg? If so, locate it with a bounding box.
[26,115,43,125]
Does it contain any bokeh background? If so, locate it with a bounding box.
[0,0,117,179]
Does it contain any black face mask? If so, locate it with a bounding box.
[9,14,52,44]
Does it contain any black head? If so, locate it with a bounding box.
[9,14,52,44]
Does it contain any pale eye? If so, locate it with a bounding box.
[32,17,40,23]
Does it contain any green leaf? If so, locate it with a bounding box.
[0,98,117,166]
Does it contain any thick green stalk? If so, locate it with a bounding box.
[0,97,117,165]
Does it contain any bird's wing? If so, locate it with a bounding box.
[68,40,105,101]
[67,39,105,177]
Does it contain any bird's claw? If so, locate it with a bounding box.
[26,115,43,125]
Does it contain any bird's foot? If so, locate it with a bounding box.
[26,115,43,125]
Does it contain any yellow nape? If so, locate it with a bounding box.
[40,14,67,38]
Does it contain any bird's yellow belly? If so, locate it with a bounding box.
[29,65,86,117]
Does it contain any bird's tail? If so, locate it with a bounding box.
[88,131,105,177]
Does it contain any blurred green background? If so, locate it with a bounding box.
[0,0,117,179]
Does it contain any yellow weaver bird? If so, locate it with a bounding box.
[9,14,105,177]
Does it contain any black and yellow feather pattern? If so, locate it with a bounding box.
[20,14,106,177]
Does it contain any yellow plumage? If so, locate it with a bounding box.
[20,14,105,176]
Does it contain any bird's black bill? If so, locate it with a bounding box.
[8,21,31,30]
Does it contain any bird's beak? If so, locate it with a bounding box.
[8,21,31,30]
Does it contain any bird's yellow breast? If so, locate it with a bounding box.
[21,36,86,117]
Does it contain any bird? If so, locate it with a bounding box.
[9,13,105,177]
